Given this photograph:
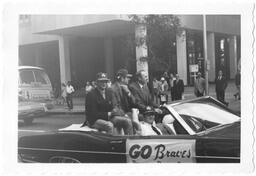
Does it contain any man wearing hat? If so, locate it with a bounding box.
[112,69,135,113]
[138,106,162,136]
[84,72,114,134]
[111,69,135,135]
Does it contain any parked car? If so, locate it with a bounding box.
[18,66,54,124]
[18,96,240,163]
[18,100,47,125]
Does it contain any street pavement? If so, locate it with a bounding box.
[47,80,241,115]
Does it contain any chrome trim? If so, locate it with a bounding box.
[18,147,125,155]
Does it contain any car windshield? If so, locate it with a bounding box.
[19,70,35,85]
[172,102,240,133]
[33,70,50,85]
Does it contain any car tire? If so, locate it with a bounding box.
[24,118,33,125]
[49,156,80,163]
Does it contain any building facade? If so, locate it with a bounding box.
[19,15,240,89]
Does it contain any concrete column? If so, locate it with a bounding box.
[176,30,187,85]
[207,32,216,82]
[35,46,42,67]
[104,37,114,80]
[229,35,237,79]
[58,36,71,84]
[135,24,149,79]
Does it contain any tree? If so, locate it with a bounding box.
[128,15,181,76]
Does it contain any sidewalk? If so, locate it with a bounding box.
[47,80,240,115]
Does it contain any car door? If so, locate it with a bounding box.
[125,135,197,163]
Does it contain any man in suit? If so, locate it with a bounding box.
[234,69,241,100]
[215,70,228,105]
[111,69,135,114]
[84,72,114,134]
[129,70,161,114]
[173,74,184,100]
[194,72,206,97]
[111,69,135,135]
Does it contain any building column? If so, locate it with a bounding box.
[207,32,216,82]
[176,30,187,85]
[135,24,149,79]
[104,37,114,80]
[229,35,237,79]
[35,46,42,67]
[58,36,71,84]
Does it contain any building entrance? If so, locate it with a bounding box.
[215,35,230,80]
[186,30,204,85]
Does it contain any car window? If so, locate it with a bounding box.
[172,102,240,125]
[19,70,35,85]
[33,70,50,85]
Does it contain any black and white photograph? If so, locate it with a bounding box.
[0,0,255,175]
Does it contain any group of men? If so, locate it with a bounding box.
[194,70,231,105]
[152,73,185,105]
[83,69,177,136]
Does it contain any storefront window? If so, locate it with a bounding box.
[215,36,230,79]
[186,30,204,85]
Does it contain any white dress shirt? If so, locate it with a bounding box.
[66,85,74,94]
[140,121,162,136]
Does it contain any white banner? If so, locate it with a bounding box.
[126,139,196,163]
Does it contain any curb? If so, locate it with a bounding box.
[46,105,85,115]
[47,110,85,115]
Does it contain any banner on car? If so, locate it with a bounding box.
[126,139,196,163]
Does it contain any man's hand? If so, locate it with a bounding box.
[120,84,131,96]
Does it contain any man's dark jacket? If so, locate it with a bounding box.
[85,88,114,125]
[129,82,157,113]
[111,82,135,114]
[215,76,227,91]
[173,79,184,100]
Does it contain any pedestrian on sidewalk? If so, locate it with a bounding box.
[169,73,176,101]
[159,77,169,105]
[215,70,228,106]
[173,74,184,100]
[91,81,97,89]
[85,81,93,95]
[234,69,241,100]
[61,83,67,105]
[194,72,206,97]
[152,77,160,104]
[66,81,75,110]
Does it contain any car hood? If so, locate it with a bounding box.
[196,121,240,139]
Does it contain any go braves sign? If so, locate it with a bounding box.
[126,139,196,163]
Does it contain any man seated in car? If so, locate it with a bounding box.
[84,72,115,134]
[132,106,180,136]
[84,72,133,135]
[138,106,163,136]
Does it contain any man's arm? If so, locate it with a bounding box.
[129,84,147,112]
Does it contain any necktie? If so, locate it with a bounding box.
[102,92,106,99]
[151,125,161,135]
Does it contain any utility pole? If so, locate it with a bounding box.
[203,15,209,95]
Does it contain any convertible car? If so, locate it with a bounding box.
[18,96,240,163]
